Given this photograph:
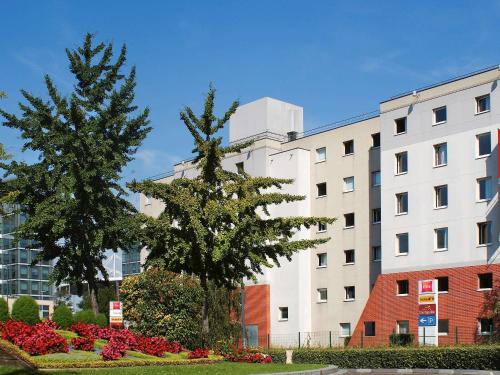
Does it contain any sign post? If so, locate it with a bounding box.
[109,301,123,328]
[417,279,438,346]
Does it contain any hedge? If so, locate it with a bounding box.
[291,346,500,370]
[266,349,286,364]
[95,313,107,328]
[11,296,39,325]
[73,309,96,324]
[52,305,73,329]
[0,298,9,322]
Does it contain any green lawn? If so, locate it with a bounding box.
[0,363,324,374]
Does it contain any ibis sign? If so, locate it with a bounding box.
[417,279,438,345]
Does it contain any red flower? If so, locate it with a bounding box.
[71,336,94,351]
[188,347,209,359]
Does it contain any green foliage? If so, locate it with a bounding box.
[78,284,117,317]
[207,284,241,347]
[389,333,414,346]
[95,313,108,328]
[291,346,500,370]
[52,305,73,329]
[73,309,96,324]
[0,34,150,312]
[11,296,39,325]
[0,298,9,321]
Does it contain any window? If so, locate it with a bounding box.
[344,249,355,264]
[434,185,448,208]
[477,178,492,201]
[39,305,50,319]
[396,192,408,214]
[279,307,288,321]
[433,106,447,124]
[478,273,493,290]
[476,94,490,114]
[343,140,354,155]
[396,233,409,255]
[364,321,376,336]
[477,222,491,245]
[437,276,449,292]
[340,323,351,337]
[478,318,493,335]
[344,213,355,228]
[372,208,381,224]
[438,319,449,335]
[317,288,328,302]
[343,176,355,192]
[344,286,355,301]
[372,133,380,148]
[395,152,408,174]
[318,222,327,233]
[236,162,245,174]
[317,183,327,197]
[395,117,407,134]
[372,171,381,186]
[317,253,327,267]
[434,143,447,167]
[316,147,326,162]
[397,320,409,334]
[372,246,381,261]
[397,280,409,295]
[435,228,448,251]
[145,195,152,206]
[477,133,491,157]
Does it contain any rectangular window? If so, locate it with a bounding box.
[395,152,408,174]
[395,117,407,135]
[372,208,381,224]
[477,132,491,157]
[364,321,376,336]
[316,147,326,162]
[396,233,409,255]
[343,176,355,192]
[344,286,355,301]
[372,133,380,148]
[477,222,491,245]
[479,318,493,335]
[39,305,50,319]
[478,273,493,290]
[434,185,448,208]
[317,288,328,302]
[438,319,449,335]
[317,253,327,267]
[344,213,355,228]
[435,228,448,251]
[476,94,490,114]
[317,183,327,197]
[434,143,447,167]
[279,307,288,321]
[340,323,351,337]
[318,222,327,232]
[372,246,381,261]
[433,106,447,124]
[477,177,492,201]
[343,140,354,155]
[437,276,449,292]
[344,249,355,264]
[397,280,409,295]
[396,192,408,214]
[236,162,245,174]
[397,320,409,334]
[372,171,381,186]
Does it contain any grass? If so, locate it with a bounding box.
[0,363,325,374]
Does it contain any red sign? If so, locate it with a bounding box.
[419,304,436,316]
[420,280,434,293]
[112,302,121,309]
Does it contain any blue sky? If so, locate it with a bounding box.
[1,0,500,203]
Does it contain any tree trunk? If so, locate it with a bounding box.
[200,274,210,347]
[89,286,99,315]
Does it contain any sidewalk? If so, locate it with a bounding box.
[257,367,500,375]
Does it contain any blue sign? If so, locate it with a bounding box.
[418,315,436,327]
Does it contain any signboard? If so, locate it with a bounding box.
[418,315,436,327]
[420,280,434,294]
[417,279,438,346]
[109,301,123,327]
[418,304,436,316]
[418,295,435,304]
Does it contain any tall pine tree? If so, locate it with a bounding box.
[0,34,150,313]
[129,86,335,343]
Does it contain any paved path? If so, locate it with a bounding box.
[257,367,500,375]
[0,346,31,369]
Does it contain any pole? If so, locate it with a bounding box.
[423,327,426,345]
[329,331,332,348]
[267,333,270,350]
[298,332,301,348]
[455,326,458,345]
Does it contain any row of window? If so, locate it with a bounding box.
[316,246,382,267]
[395,273,492,296]
[393,94,491,136]
[316,171,381,197]
[314,133,381,163]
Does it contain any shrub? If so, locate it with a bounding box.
[291,346,500,370]
[102,338,128,361]
[71,336,94,351]
[73,309,96,324]
[11,296,39,325]
[95,313,107,328]
[266,350,286,363]
[1,320,33,345]
[0,298,9,322]
[21,330,69,355]
[70,322,100,339]
[188,347,209,359]
[224,350,272,363]
[389,333,414,346]
[52,305,73,329]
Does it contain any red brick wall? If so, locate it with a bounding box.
[349,264,500,347]
[244,284,270,347]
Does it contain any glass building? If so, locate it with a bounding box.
[122,245,141,276]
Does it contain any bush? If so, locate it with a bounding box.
[11,296,39,325]
[0,298,9,322]
[52,305,73,329]
[73,309,96,324]
[389,333,414,346]
[95,313,107,328]
[71,336,94,351]
[291,346,500,370]
[265,349,286,363]
[21,330,69,355]
[188,347,209,359]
